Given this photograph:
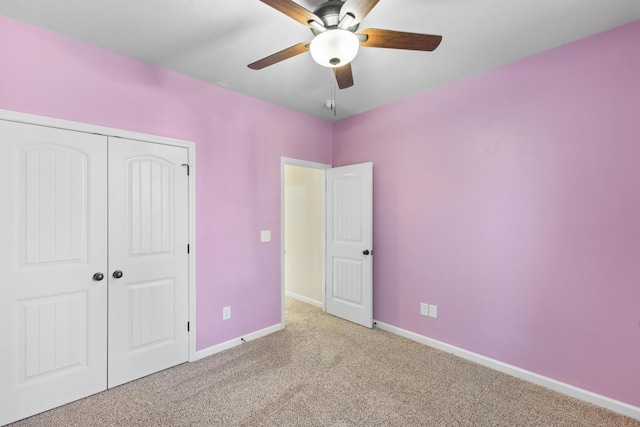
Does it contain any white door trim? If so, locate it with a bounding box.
[0,109,198,362]
[280,157,331,326]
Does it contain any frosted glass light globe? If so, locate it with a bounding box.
[309,29,360,68]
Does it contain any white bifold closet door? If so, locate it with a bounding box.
[0,120,189,425]
[107,137,189,387]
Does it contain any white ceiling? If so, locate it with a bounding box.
[1,1,639,121]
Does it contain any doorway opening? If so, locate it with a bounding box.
[280,157,330,325]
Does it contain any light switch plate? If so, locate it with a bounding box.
[260,230,271,242]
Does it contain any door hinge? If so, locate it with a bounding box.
[187,321,190,332]
[182,163,190,176]
[187,243,190,254]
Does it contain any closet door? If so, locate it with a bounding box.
[0,120,108,426]
[107,137,190,387]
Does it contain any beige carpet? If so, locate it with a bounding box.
[10,298,639,426]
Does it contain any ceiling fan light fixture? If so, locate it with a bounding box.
[310,29,359,68]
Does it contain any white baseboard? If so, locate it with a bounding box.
[374,320,640,421]
[191,322,283,361]
[285,290,322,308]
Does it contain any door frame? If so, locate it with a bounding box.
[0,109,198,361]
[280,157,331,325]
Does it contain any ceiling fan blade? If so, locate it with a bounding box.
[358,28,443,51]
[339,0,380,26]
[333,63,354,89]
[259,0,324,28]
[248,41,310,70]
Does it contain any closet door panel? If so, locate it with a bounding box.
[0,120,108,426]
[107,137,189,387]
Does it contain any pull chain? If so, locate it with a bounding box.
[332,77,337,117]
[328,69,337,117]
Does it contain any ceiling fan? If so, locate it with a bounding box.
[248,0,443,89]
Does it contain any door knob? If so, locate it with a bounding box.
[363,250,370,255]
[112,270,123,279]
[93,272,104,281]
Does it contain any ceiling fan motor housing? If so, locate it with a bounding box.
[310,1,359,35]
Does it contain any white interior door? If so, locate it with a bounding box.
[325,162,373,328]
[107,137,190,387]
[0,120,108,425]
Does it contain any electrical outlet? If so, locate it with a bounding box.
[222,306,231,320]
[420,303,429,316]
[428,304,438,319]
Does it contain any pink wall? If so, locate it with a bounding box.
[333,20,640,407]
[0,15,332,350]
